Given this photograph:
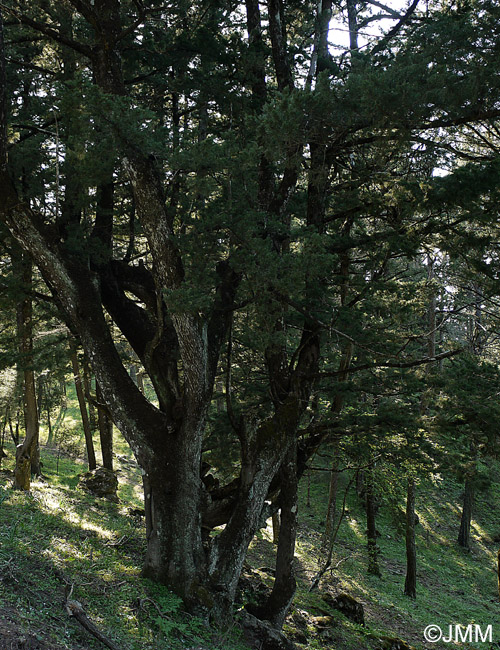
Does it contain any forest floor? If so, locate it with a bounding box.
[1,395,500,650]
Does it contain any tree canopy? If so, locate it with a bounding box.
[1,0,500,633]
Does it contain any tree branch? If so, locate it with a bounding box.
[66,596,121,650]
[317,348,462,378]
[370,0,420,56]
[0,5,92,56]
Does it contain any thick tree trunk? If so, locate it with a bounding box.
[96,382,113,471]
[141,418,207,612]
[404,477,417,598]
[0,3,322,627]
[70,341,96,471]
[366,472,381,577]
[458,478,474,549]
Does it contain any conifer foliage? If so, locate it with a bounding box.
[1,0,500,628]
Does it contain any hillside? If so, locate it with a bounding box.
[1,414,499,650]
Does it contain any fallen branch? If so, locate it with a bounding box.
[65,588,121,650]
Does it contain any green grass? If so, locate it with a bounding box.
[2,382,500,649]
[0,385,247,650]
[280,464,500,650]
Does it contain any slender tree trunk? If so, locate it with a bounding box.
[137,371,145,395]
[404,477,417,597]
[262,445,298,628]
[46,399,54,447]
[323,442,339,549]
[36,373,44,419]
[8,415,18,446]
[13,254,40,489]
[458,478,474,549]
[0,415,6,469]
[83,355,97,433]
[69,340,96,471]
[497,549,500,602]
[404,255,435,592]
[272,511,281,545]
[96,382,113,471]
[356,470,365,500]
[366,471,381,577]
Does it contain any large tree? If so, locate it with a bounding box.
[1,0,500,627]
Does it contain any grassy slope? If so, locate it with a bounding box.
[1,385,499,649]
[279,467,500,650]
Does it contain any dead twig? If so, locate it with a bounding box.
[65,585,122,650]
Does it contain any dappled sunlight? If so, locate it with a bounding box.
[346,518,364,539]
[42,537,90,564]
[471,521,496,560]
[30,485,115,540]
